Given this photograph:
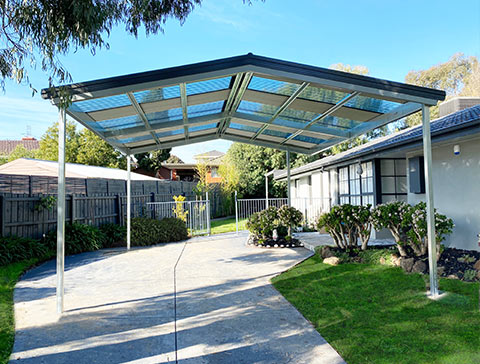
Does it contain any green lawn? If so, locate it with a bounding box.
[0,259,38,364]
[210,218,246,234]
[272,255,480,364]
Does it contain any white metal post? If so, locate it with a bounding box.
[206,191,211,235]
[286,150,291,207]
[265,174,269,208]
[56,106,66,314]
[126,155,131,250]
[422,105,438,298]
[235,191,239,234]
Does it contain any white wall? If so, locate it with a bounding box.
[407,136,480,251]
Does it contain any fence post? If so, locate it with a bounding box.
[71,195,75,224]
[0,195,5,237]
[235,191,238,234]
[206,191,211,236]
[116,194,122,225]
[150,192,155,219]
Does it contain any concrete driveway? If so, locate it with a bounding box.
[10,233,345,364]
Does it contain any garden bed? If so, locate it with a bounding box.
[319,245,480,282]
[246,234,304,248]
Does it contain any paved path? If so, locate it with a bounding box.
[11,232,345,364]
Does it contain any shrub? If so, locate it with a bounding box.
[246,206,279,239]
[159,217,188,242]
[131,217,188,246]
[0,236,50,266]
[317,204,372,251]
[277,205,303,237]
[99,223,126,248]
[44,223,105,255]
[172,195,188,223]
[371,201,454,260]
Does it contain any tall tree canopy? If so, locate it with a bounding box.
[403,53,478,127]
[0,0,202,91]
[224,143,315,198]
[134,150,171,172]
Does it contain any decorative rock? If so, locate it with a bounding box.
[400,257,415,273]
[437,266,445,276]
[320,246,334,259]
[379,257,386,265]
[447,273,458,280]
[411,260,427,274]
[266,245,271,248]
[473,259,480,271]
[274,244,279,248]
[323,257,341,266]
[392,255,402,267]
[280,245,284,248]
[299,243,304,247]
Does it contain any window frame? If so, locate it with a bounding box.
[337,160,375,206]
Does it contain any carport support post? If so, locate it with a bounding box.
[235,191,239,234]
[127,155,131,250]
[422,104,438,298]
[56,106,66,314]
[265,174,269,208]
[286,150,291,207]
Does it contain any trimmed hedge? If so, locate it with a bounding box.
[100,223,126,248]
[44,223,105,255]
[131,217,188,246]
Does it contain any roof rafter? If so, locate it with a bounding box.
[251,81,309,140]
[126,92,161,146]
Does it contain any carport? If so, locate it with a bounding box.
[41,53,446,313]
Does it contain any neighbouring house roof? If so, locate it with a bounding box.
[0,138,40,155]
[161,163,197,170]
[0,158,160,180]
[275,104,480,180]
[194,150,225,159]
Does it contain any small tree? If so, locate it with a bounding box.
[193,161,212,198]
[277,205,303,237]
[317,205,359,251]
[351,204,373,251]
[172,195,188,223]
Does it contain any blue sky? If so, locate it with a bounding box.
[1,0,479,162]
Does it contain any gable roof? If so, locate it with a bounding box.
[0,139,40,155]
[275,104,480,179]
[41,53,445,156]
[0,158,160,180]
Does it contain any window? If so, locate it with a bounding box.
[211,167,219,178]
[379,159,407,202]
[338,161,374,206]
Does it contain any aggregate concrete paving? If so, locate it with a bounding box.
[10,232,345,364]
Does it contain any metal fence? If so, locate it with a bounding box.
[147,199,211,236]
[235,196,331,232]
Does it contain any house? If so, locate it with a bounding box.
[0,137,40,158]
[157,150,224,183]
[275,98,480,251]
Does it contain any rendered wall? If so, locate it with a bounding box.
[407,136,480,251]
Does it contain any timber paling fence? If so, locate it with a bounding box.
[0,174,228,239]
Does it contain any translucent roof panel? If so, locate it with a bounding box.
[45,53,445,155]
[248,76,300,96]
[186,77,231,95]
[134,85,180,103]
[70,94,131,113]
[187,101,224,118]
[147,108,183,124]
[237,100,276,118]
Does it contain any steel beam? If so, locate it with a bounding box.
[126,155,131,250]
[217,73,243,135]
[219,72,253,136]
[251,82,310,140]
[179,83,189,139]
[56,106,66,314]
[422,105,438,298]
[222,133,308,154]
[127,92,161,146]
[281,91,360,145]
[129,134,218,154]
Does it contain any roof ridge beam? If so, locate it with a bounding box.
[219,72,253,136]
[216,73,243,136]
[251,82,309,140]
[127,92,162,147]
[281,91,360,145]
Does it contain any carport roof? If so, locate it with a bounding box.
[41,53,446,156]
